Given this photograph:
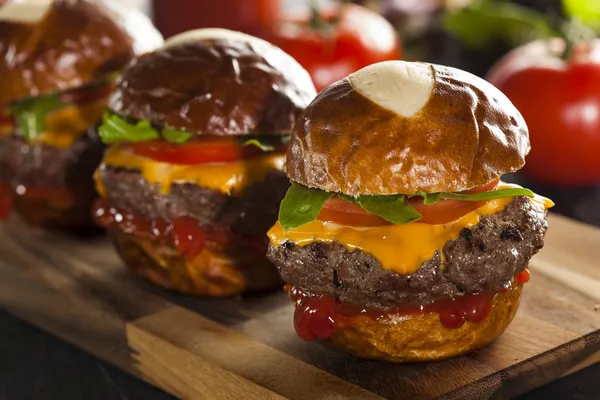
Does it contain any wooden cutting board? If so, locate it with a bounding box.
[1,213,599,400]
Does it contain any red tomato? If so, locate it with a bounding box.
[130,138,269,165]
[487,38,600,185]
[264,3,401,92]
[318,179,499,226]
[318,197,392,227]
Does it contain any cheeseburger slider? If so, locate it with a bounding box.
[93,29,316,296]
[0,0,162,227]
[267,60,554,362]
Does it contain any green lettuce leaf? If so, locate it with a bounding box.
[438,187,533,201]
[279,182,334,230]
[278,183,535,231]
[99,113,160,143]
[243,138,275,152]
[354,195,421,224]
[443,0,554,49]
[163,128,193,144]
[242,135,290,151]
[6,95,69,140]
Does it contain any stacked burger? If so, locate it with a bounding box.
[0,0,162,228]
[267,61,553,362]
[93,29,316,296]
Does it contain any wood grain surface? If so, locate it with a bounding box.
[0,213,599,400]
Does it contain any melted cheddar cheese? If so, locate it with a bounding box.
[268,185,554,275]
[0,100,105,148]
[96,144,286,197]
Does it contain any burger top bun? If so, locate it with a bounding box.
[108,28,317,137]
[287,60,531,196]
[0,0,163,103]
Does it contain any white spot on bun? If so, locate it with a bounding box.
[164,28,272,49]
[348,61,434,118]
[0,0,52,23]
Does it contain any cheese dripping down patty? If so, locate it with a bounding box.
[95,144,286,198]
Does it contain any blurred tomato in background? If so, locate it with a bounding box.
[152,0,282,37]
[488,38,600,186]
[263,2,401,91]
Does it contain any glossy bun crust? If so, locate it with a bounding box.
[109,29,317,136]
[287,62,530,195]
[329,284,522,362]
[0,0,162,103]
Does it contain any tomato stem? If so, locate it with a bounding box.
[559,19,595,61]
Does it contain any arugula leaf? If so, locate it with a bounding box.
[163,129,192,144]
[355,195,422,224]
[437,187,534,201]
[6,95,69,140]
[99,113,160,144]
[277,183,535,231]
[243,138,275,152]
[415,192,441,205]
[279,182,334,230]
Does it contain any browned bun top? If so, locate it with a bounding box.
[108,28,317,136]
[287,61,530,195]
[0,0,163,104]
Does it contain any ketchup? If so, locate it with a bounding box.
[289,278,526,341]
[93,198,244,260]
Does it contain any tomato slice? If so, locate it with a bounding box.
[318,197,391,227]
[318,179,500,227]
[130,138,271,165]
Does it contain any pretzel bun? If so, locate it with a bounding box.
[329,284,522,362]
[108,28,317,136]
[287,61,530,195]
[0,0,162,103]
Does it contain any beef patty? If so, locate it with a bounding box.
[267,196,548,309]
[0,128,105,187]
[99,166,290,237]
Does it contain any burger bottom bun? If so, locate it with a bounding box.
[110,230,283,296]
[328,284,522,363]
[12,184,99,231]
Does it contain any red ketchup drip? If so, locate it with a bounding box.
[92,199,233,260]
[516,269,530,284]
[0,183,13,221]
[289,286,503,341]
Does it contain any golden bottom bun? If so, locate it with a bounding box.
[110,230,282,297]
[328,284,522,363]
[13,185,98,230]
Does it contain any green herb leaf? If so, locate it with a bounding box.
[243,138,275,152]
[99,113,160,144]
[437,187,534,201]
[443,0,554,49]
[414,192,441,205]
[278,182,334,230]
[163,129,193,144]
[6,95,69,140]
[355,195,422,224]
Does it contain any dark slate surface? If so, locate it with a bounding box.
[1,309,600,400]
